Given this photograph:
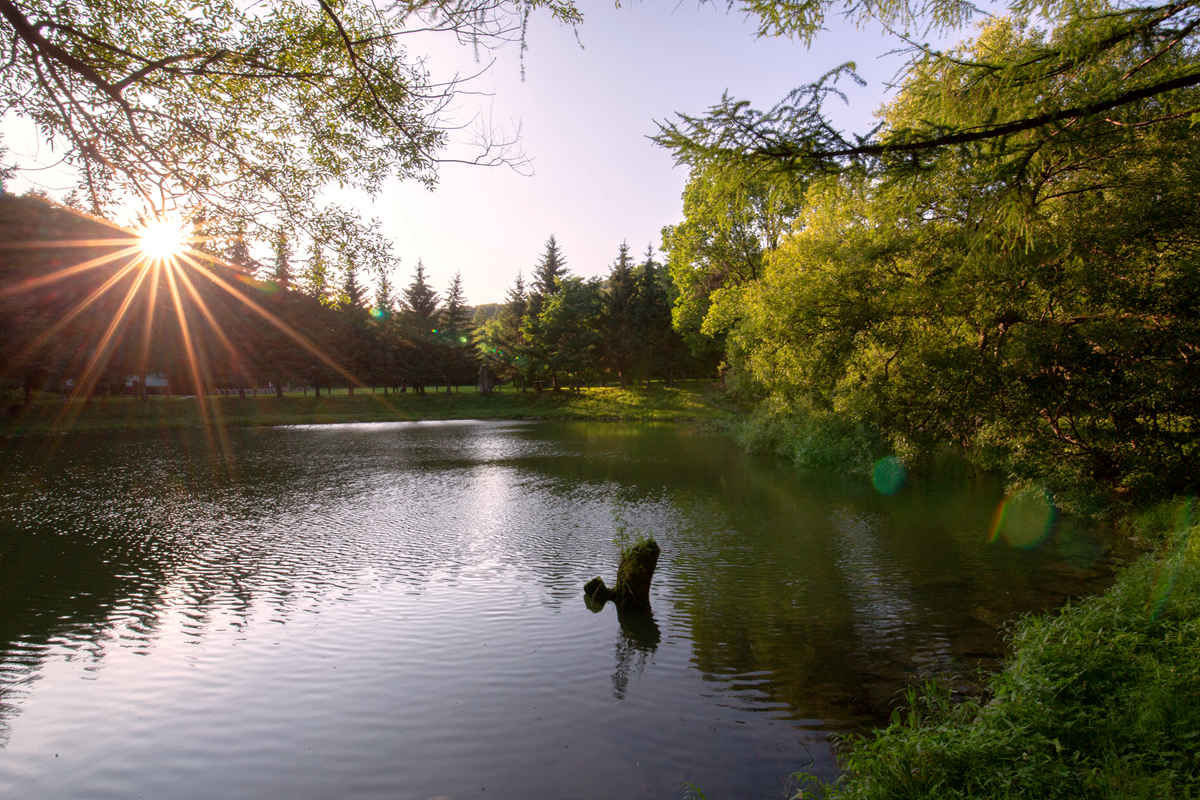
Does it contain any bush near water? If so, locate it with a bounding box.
[800,511,1200,800]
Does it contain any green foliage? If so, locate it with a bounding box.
[0,0,582,264]
[661,161,803,360]
[812,519,1200,800]
[526,276,604,391]
[603,242,640,386]
[737,403,889,475]
[659,1,1200,182]
[610,502,650,559]
[696,9,1200,505]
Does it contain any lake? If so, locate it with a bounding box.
[0,421,1116,799]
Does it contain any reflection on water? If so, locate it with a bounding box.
[0,421,1117,799]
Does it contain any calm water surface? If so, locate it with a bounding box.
[0,421,1116,799]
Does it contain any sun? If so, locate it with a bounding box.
[138,218,187,261]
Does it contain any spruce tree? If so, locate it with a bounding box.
[497,272,528,388]
[374,270,396,318]
[402,259,440,320]
[400,259,440,393]
[271,231,293,289]
[441,272,472,343]
[440,271,475,390]
[301,243,331,303]
[604,241,639,388]
[533,235,567,296]
[340,265,367,311]
[634,245,671,388]
[227,222,251,270]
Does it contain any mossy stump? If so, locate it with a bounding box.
[584,538,660,609]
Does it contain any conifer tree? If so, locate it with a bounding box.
[439,271,475,390]
[271,231,293,289]
[604,241,639,388]
[533,235,567,297]
[374,270,396,319]
[634,245,671,388]
[441,272,472,343]
[227,221,251,270]
[340,265,367,311]
[402,259,440,321]
[400,259,440,393]
[495,272,529,388]
[301,242,331,304]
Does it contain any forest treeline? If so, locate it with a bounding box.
[0,196,714,407]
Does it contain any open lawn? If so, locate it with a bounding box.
[0,383,739,435]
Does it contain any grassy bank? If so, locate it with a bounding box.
[0,384,738,435]
[800,506,1200,800]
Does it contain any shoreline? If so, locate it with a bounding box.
[1,384,739,437]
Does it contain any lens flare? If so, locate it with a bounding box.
[989,487,1058,549]
[138,219,186,261]
[872,456,907,495]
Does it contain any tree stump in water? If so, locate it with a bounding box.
[584,538,660,609]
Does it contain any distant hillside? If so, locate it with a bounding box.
[470,302,501,321]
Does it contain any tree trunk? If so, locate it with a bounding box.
[348,384,354,397]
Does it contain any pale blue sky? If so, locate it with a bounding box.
[2,3,919,304]
[374,2,907,303]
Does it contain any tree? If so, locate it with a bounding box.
[399,259,441,392]
[441,272,472,343]
[226,222,252,270]
[484,271,529,388]
[603,241,639,388]
[402,259,440,321]
[374,270,396,319]
[0,0,582,257]
[661,161,802,362]
[300,242,332,304]
[655,0,1200,186]
[272,232,294,290]
[531,276,604,392]
[339,265,368,312]
[533,235,568,297]
[633,246,673,388]
[710,12,1200,505]
[439,271,476,389]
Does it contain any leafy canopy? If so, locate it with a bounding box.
[0,0,580,248]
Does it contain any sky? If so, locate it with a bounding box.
[2,3,917,304]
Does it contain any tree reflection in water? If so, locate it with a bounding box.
[585,593,662,699]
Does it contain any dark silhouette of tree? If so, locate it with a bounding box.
[403,259,440,320]
[271,232,293,290]
[478,271,529,389]
[399,259,441,392]
[439,271,476,389]
[603,241,639,389]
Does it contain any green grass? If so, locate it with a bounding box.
[0,383,737,435]
[799,504,1200,800]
